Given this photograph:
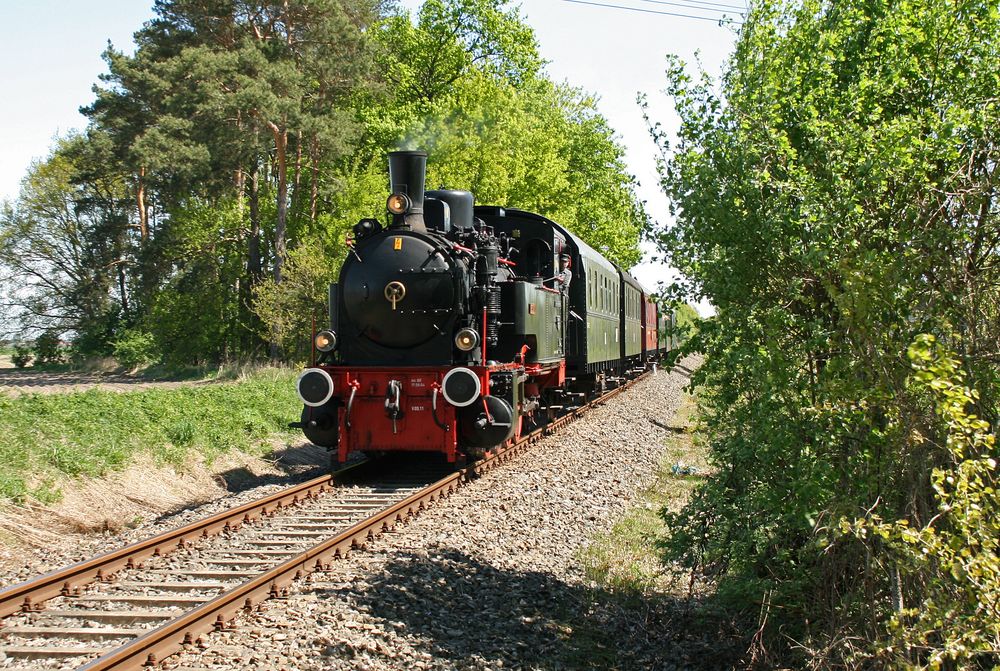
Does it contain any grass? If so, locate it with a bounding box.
[137,359,268,381]
[0,368,301,503]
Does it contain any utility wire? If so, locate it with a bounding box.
[560,0,744,23]
[631,0,745,14]
[637,0,747,12]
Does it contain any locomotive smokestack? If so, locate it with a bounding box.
[388,150,427,231]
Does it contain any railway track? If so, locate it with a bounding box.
[0,372,646,670]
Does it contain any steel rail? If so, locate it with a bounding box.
[3,372,647,670]
[0,461,372,618]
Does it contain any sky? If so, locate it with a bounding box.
[0,0,740,306]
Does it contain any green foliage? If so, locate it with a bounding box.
[0,369,299,503]
[143,200,257,366]
[845,336,1000,669]
[652,0,1000,666]
[666,303,700,345]
[112,328,158,369]
[252,245,339,362]
[673,304,698,333]
[33,331,65,365]
[377,0,542,106]
[410,75,645,267]
[11,344,32,368]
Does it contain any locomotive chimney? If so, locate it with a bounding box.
[388,150,427,232]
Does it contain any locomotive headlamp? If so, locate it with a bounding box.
[314,329,338,353]
[454,327,480,352]
[386,193,411,215]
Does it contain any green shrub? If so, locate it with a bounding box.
[844,336,1000,669]
[112,329,159,369]
[33,331,65,365]
[651,0,1000,666]
[11,343,32,368]
[165,418,196,447]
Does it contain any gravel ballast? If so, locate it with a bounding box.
[156,356,732,671]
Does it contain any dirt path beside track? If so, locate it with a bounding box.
[0,368,214,396]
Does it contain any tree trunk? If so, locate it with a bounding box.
[137,166,148,242]
[118,262,130,320]
[234,166,245,219]
[248,164,262,280]
[310,133,320,224]
[270,122,288,284]
[293,137,302,205]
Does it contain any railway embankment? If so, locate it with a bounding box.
[0,369,311,573]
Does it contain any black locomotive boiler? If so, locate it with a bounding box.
[293,151,673,467]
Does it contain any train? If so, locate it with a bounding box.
[292,150,676,468]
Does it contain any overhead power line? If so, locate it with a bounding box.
[560,0,744,24]
[637,0,747,12]
[632,0,744,14]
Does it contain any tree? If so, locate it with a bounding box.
[252,245,340,362]
[79,0,384,360]
[0,136,133,351]
[377,0,541,107]
[87,0,383,281]
[342,0,647,267]
[672,302,699,341]
[652,0,1000,666]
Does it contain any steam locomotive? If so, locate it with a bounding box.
[293,151,674,467]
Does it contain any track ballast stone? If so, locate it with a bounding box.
[162,356,727,671]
